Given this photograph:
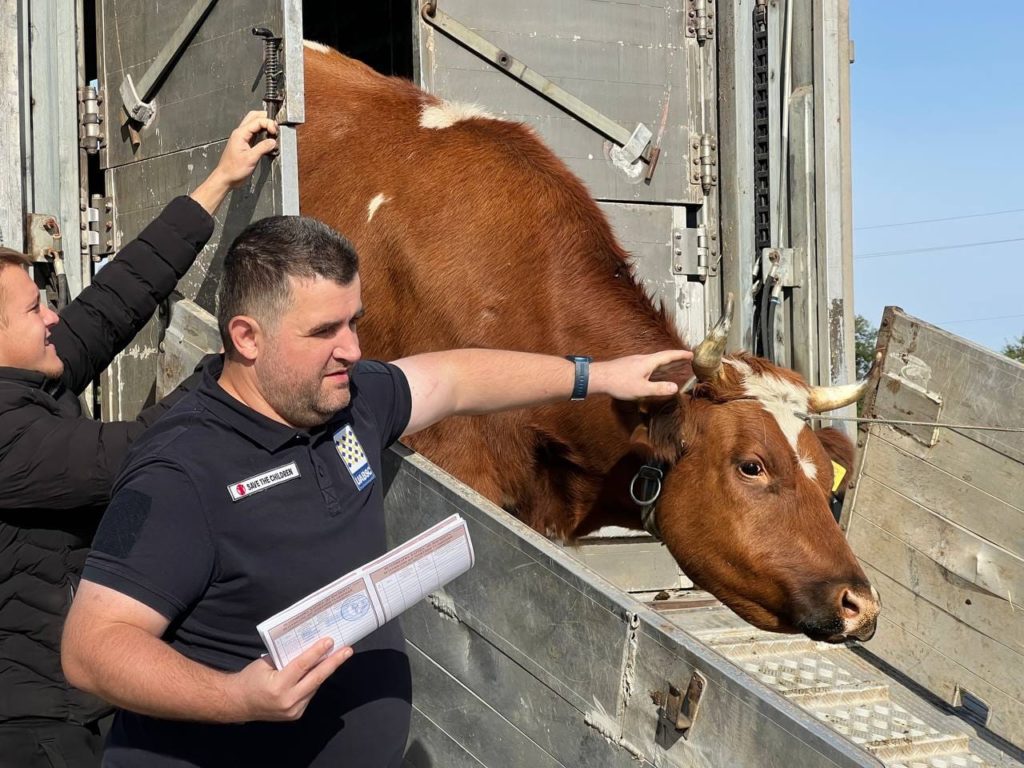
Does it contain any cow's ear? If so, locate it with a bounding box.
[815,427,855,496]
[650,357,693,389]
[629,400,685,463]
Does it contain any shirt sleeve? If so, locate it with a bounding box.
[351,361,412,447]
[82,459,215,622]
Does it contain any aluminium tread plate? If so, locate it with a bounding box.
[652,600,1022,768]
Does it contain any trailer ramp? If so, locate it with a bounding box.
[643,591,1022,768]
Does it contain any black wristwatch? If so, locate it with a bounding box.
[564,355,592,401]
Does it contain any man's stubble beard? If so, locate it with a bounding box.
[257,355,350,429]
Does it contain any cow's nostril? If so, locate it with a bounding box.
[840,588,862,620]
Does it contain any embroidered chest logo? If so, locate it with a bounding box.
[227,461,300,502]
[334,424,375,491]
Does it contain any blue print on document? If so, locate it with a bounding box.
[340,593,371,621]
[334,424,375,491]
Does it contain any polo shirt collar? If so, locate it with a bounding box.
[195,356,344,452]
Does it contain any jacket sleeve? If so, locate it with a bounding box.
[52,196,214,395]
[0,369,202,512]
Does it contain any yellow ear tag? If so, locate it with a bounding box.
[830,461,847,493]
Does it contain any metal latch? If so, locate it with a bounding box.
[25,214,63,263]
[119,0,220,142]
[82,195,114,261]
[651,670,706,746]
[760,247,800,288]
[252,26,284,156]
[78,84,104,154]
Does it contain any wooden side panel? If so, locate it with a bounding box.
[845,307,1024,748]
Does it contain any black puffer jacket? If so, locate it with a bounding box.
[0,196,213,725]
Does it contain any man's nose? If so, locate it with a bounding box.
[43,305,60,327]
[334,332,361,363]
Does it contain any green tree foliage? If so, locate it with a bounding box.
[855,315,878,378]
[1002,333,1024,363]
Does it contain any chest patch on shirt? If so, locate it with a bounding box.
[227,461,300,502]
[334,424,375,491]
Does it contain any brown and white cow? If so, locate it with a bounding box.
[298,43,880,643]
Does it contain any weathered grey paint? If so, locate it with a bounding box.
[96,0,303,418]
[0,2,25,250]
[26,1,86,296]
[845,307,1024,748]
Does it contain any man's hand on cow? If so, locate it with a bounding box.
[592,349,693,400]
[229,638,353,722]
[189,111,280,216]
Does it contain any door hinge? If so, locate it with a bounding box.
[689,132,718,194]
[82,194,114,261]
[671,226,709,280]
[686,0,715,44]
[78,83,105,154]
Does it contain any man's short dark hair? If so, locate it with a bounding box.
[217,216,359,352]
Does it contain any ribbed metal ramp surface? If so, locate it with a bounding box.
[651,599,1023,768]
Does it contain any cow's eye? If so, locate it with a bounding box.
[738,461,764,478]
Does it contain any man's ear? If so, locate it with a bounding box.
[227,315,263,362]
[815,426,855,496]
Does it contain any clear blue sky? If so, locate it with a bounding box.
[850,2,1024,352]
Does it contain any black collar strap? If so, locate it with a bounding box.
[631,462,669,539]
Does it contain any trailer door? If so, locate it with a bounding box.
[95,0,304,419]
[415,0,719,343]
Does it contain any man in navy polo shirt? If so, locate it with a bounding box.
[61,216,691,767]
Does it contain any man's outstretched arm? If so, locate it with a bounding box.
[394,348,691,437]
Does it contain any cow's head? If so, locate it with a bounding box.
[632,297,880,643]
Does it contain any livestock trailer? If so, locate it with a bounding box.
[2,1,1022,765]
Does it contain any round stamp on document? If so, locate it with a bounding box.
[340,593,371,621]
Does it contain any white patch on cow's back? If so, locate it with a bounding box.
[420,100,495,129]
[798,456,818,480]
[367,193,389,222]
[730,360,814,478]
[303,40,330,54]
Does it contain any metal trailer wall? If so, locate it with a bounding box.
[385,444,880,768]
[0,2,85,296]
[717,0,855,403]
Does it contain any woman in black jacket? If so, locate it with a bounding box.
[0,112,277,768]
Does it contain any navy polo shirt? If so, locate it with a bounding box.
[83,355,413,767]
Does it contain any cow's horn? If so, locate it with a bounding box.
[807,351,882,413]
[692,292,734,383]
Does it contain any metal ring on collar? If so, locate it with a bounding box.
[630,464,664,506]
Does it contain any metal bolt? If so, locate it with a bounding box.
[673,264,682,272]
[674,248,683,256]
